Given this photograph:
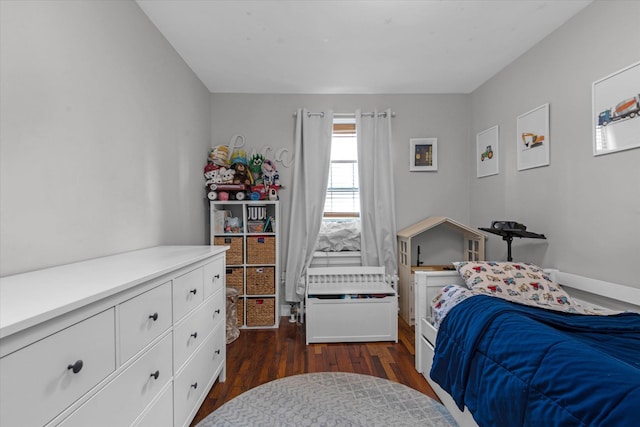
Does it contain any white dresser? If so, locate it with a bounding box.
[0,246,227,427]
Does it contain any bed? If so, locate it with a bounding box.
[414,263,640,427]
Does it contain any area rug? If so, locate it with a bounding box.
[197,372,458,426]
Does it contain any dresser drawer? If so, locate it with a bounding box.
[59,333,172,427]
[203,256,225,298]
[133,382,173,427]
[173,289,225,371]
[0,309,115,427]
[173,323,225,427]
[119,281,172,362]
[173,267,204,322]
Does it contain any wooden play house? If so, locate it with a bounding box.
[397,216,486,325]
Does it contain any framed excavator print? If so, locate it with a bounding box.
[592,61,640,156]
[516,103,550,171]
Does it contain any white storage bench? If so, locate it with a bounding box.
[305,266,398,344]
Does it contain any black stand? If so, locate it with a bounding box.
[479,227,546,262]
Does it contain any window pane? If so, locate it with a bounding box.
[328,161,358,189]
[330,135,357,161]
[325,120,359,217]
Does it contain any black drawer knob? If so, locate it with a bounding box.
[148,312,159,321]
[215,349,221,355]
[150,370,160,380]
[190,289,197,295]
[214,274,220,280]
[215,309,221,314]
[191,382,198,389]
[67,360,83,374]
[190,332,198,339]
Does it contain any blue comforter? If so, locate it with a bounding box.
[430,295,640,427]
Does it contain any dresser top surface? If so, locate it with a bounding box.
[0,246,227,338]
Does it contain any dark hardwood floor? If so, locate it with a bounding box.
[191,315,439,426]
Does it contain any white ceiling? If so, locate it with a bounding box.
[136,0,592,94]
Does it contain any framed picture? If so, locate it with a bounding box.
[516,103,550,171]
[410,138,437,171]
[592,61,640,156]
[476,125,499,178]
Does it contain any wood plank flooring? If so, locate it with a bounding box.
[191,316,439,426]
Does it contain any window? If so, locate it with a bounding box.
[324,119,359,219]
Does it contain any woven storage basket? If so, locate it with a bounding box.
[246,236,275,264]
[226,267,244,295]
[214,236,243,265]
[237,298,244,326]
[246,267,275,295]
[246,298,275,327]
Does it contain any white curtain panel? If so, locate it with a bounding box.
[284,108,334,302]
[356,108,398,277]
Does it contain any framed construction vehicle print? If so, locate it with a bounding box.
[517,103,550,171]
[592,61,640,156]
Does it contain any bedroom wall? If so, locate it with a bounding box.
[0,0,211,276]
[210,93,471,296]
[469,1,640,288]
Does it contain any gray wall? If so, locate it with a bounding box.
[0,0,211,276]
[210,93,471,284]
[469,1,640,288]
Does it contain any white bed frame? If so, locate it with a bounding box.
[414,269,640,427]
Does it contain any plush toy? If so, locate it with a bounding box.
[204,164,223,187]
[261,159,277,186]
[210,145,230,166]
[249,154,265,178]
[219,167,235,184]
[230,149,249,165]
[203,163,218,180]
[232,163,252,185]
[268,187,278,201]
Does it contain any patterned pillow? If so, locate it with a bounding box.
[452,261,581,314]
[431,284,478,327]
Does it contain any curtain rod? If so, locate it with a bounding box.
[293,111,396,118]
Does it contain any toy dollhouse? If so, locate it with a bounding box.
[397,216,486,325]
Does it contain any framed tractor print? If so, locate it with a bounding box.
[476,125,499,178]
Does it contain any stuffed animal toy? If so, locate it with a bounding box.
[203,163,218,180]
[210,169,223,184]
[232,163,252,185]
[249,154,265,178]
[268,187,278,201]
[261,159,277,185]
[210,145,230,166]
[219,167,235,184]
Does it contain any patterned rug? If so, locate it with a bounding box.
[197,372,457,426]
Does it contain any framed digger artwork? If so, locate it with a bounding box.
[516,103,550,171]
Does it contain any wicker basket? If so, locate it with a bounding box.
[246,267,275,295]
[246,298,275,327]
[214,236,243,265]
[226,267,244,295]
[237,298,244,326]
[246,236,275,264]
